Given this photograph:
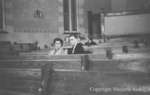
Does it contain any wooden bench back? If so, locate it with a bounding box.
[0,53,150,95]
[0,64,52,95]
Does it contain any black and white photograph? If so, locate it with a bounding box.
[0,0,150,95]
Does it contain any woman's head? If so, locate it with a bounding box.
[53,38,63,49]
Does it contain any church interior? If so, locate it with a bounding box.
[0,0,150,95]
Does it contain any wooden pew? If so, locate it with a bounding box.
[0,63,52,95]
[2,52,150,70]
[0,54,82,71]
[44,55,150,95]
[13,42,38,52]
[0,41,18,57]
[46,70,150,95]
[85,39,150,55]
[1,53,150,95]
[0,54,90,95]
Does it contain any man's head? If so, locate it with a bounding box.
[53,38,63,49]
[69,34,78,46]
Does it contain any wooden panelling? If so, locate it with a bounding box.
[0,67,41,94]
[0,51,150,95]
[0,41,18,56]
[0,90,35,95]
[0,68,41,80]
[0,60,81,70]
[47,70,150,95]
[89,59,150,73]
[0,64,53,95]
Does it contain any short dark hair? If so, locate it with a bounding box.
[69,34,79,39]
[53,38,63,46]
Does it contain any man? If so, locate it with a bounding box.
[68,34,85,54]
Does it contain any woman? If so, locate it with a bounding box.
[48,38,67,55]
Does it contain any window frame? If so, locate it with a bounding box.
[63,0,78,34]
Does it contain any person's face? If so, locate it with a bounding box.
[54,41,62,49]
[69,36,77,46]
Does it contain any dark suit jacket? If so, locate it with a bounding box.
[68,43,85,54]
[85,41,97,46]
